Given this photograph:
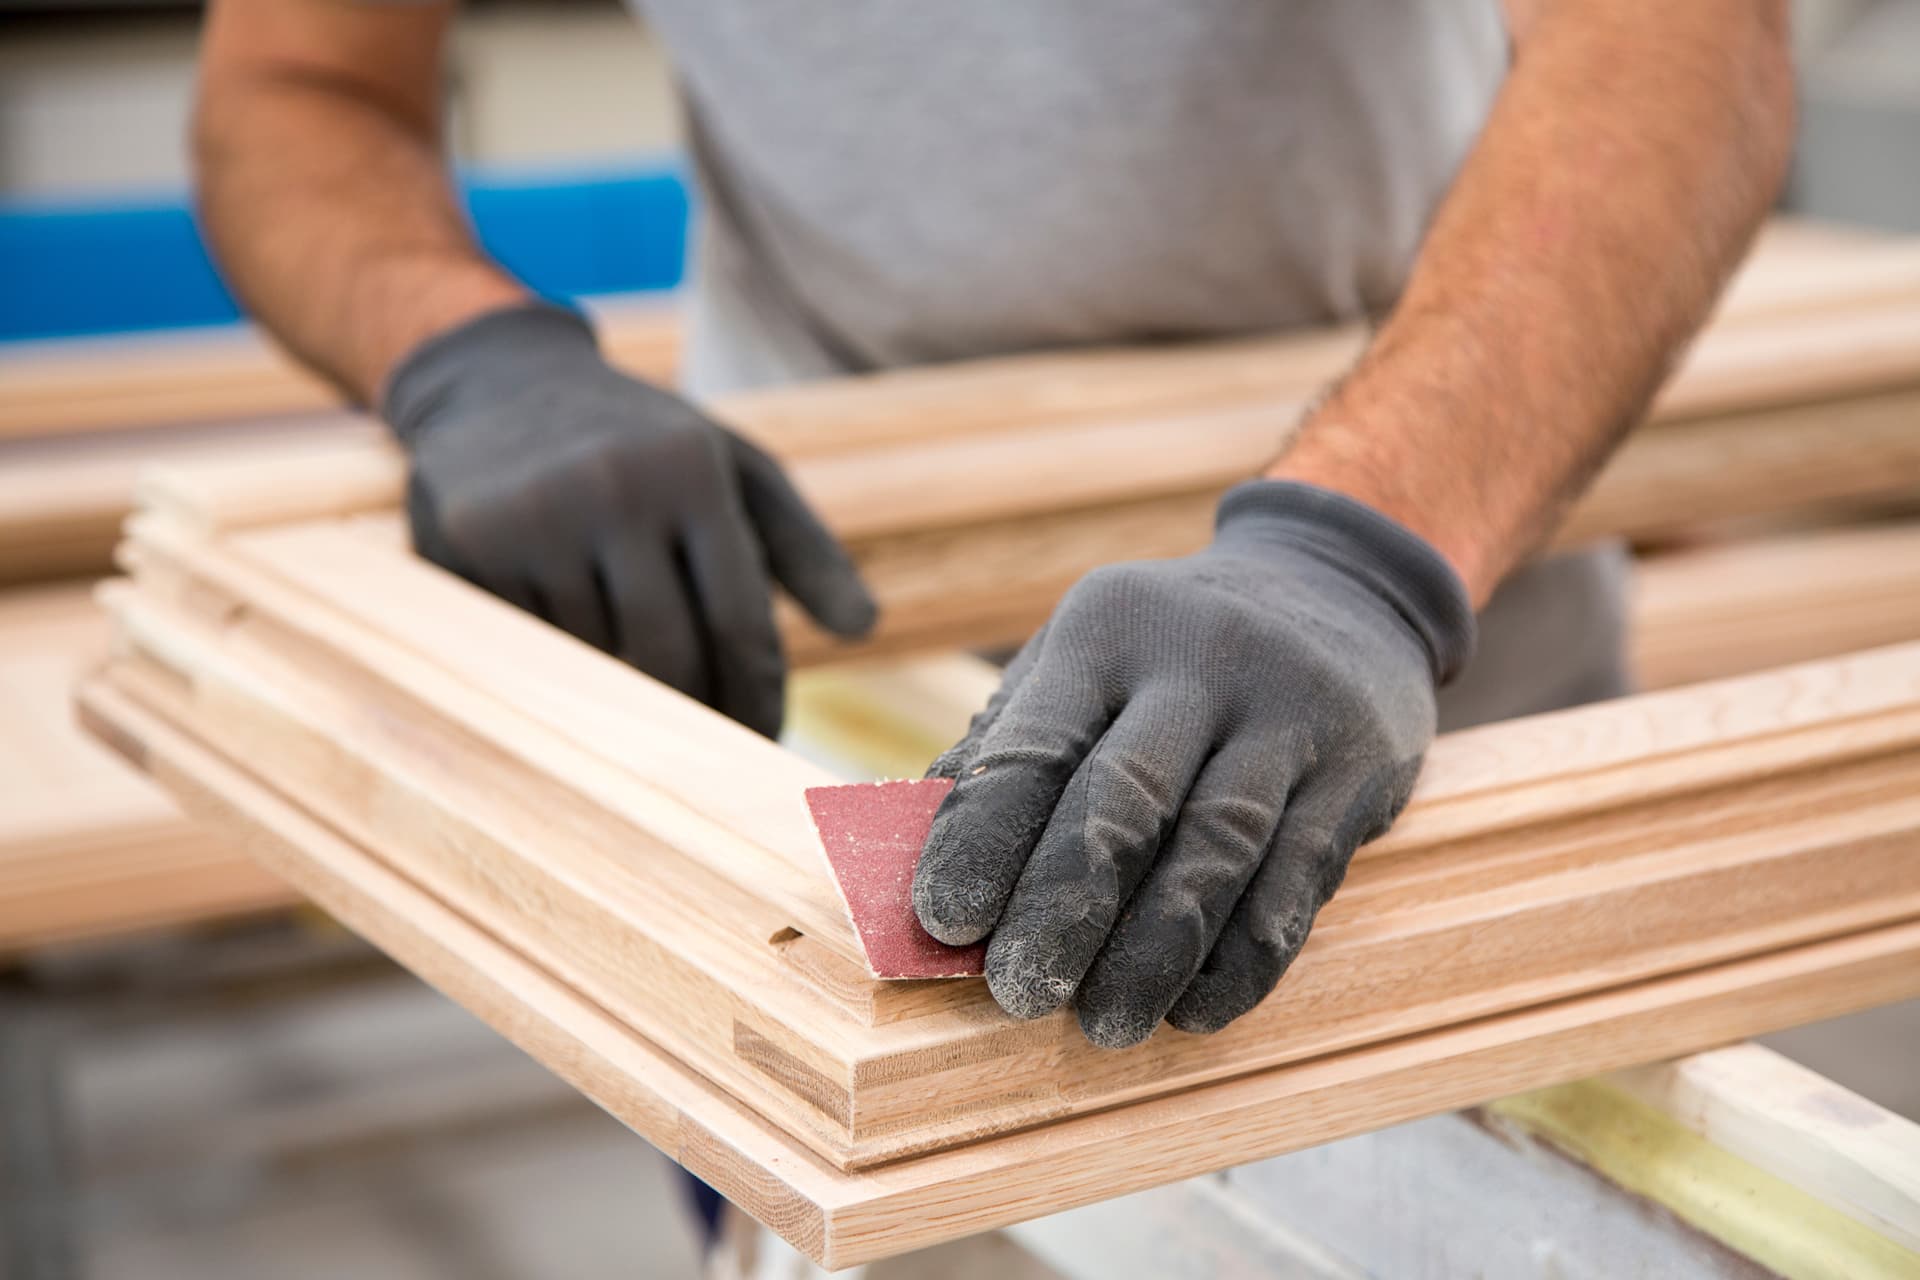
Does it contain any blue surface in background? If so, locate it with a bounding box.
[0,162,692,344]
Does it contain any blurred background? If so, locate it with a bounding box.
[2,2,1919,1277]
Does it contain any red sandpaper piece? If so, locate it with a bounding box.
[805,778,986,980]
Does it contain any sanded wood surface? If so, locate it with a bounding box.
[91,487,1920,1180]
[1633,521,1920,689]
[74,676,1920,1268]
[0,583,291,951]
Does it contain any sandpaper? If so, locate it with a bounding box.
[804,778,987,980]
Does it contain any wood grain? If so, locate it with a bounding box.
[0,301,679,441]
[0,583,291,952]
[97,505,1920,1170]
[1633,521,1920,689]
[71,673,1920,1270]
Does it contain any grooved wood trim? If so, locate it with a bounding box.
[97,501,1920,1170]
[72,674,1920,1270]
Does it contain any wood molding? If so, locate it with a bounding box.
[76,674,1920,1268]
[88,495,1920,1179]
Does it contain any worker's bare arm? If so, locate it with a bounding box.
[194,0,528,402]
[1271,0,1795,604]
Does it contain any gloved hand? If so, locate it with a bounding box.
[383,302,876,738]
[913,480,1475,1048]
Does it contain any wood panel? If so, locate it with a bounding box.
[94,500,1920,1172]
[75,674,1920,1269]
[0,583,292,951]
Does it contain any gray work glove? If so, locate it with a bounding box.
[913,480,1475,1049]
[383,302,876,738]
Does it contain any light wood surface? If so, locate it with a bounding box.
[0,300,680,441]
[0,218,1886,444]
[1612,1044,1920,1255]
[11,223,1920,600]
[1633,521,1920,689]
[1491,1077,1920,1279]
[116,252,1920,664]
[0,583,292,952]
[77,675,1920,1269]
[91,489,1920,1175]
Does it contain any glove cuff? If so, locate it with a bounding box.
[381,301,599,446]
[1215,480,1477,685]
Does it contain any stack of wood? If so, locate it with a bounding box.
[0,306,679,953]
[75,221,1920,1260]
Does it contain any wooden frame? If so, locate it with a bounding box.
[80,464,1920,1261]
[72,677,1920,1268]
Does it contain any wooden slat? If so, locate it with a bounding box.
[1490,1078,1920,1278]
[116,279,1920,665]
[97,504,1920,1171]
[0,217,1888,445]
[0,583,291,951]
[70,674,1920,1270]
[1633,521,1920,689]
[0,300,680,441]
[11,224,1920,596]
[0,418,385,586]
[1613,1044,1920,1254]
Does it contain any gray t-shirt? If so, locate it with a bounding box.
[629,0,1631,722]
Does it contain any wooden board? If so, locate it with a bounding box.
[75,675,1920,1269]
[11,223,1920,598]
[1612,1044,1920,1255]
[0,583,292,952]
[92,497,1920,1176]
[0,217,1892,445]
[1633,521,1920,689]
[0,417,386,586]
[119,269,1920,665]
[0,299,680,441]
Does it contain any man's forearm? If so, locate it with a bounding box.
[1269,0,1794,605]
[194,5,526,404]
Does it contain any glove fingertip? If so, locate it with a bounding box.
[911,811,1000,946]
[984,931,1078,1021]
[1077,1002,1159,1051]
[910,866,995,947]
[810,573,879,640]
